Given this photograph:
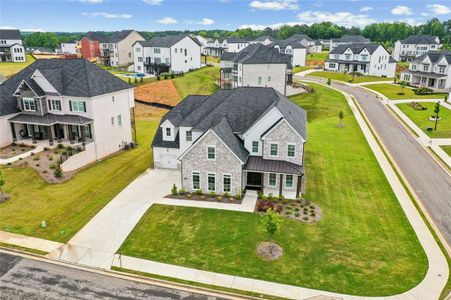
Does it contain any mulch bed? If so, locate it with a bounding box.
[256,198,322,224]
[256,242,283,261]
[0,143,35,159]
[166,193,243,204]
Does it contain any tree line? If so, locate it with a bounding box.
[23,18,450,50]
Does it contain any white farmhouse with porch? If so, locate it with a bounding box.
[151,87,307,199]
[393,35,442,62]
[0,58,135,168]
[205,37,249,57]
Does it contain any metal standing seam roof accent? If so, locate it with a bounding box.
[244,156,305,175]
[8,113,93,125]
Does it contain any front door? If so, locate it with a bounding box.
[246,172,262,190]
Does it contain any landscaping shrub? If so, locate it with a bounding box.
[54,167,62,178]
[267,193,273,200]
[32,155,40,161]
[171,184,178,196]
[256,200,274,212]
[178,189,186,195]
[257,191,263,199]
[49,163,57,169]
[224,192,230,198]
[235,193,242,201]
[157,75,161,81]
[408,101,427,111]
[170,73,175,79]
[413,87,433,95]
[195,189,203,196]
[209,191,216,198]
[57,143,64,149]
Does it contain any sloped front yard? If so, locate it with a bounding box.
[365,83,448,100]
[119,83,427,296]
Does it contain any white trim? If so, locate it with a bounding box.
[13,80,39,97]
[287,143,296,158]
[242,107,279,138]
[269,142,279,157]
[207,172,216,192]
[160,119,174,128]
[261,118,306,142]
[22,98,36,112]
[268,173,277,188]
[192,171,201,190]
[206,145,216,161]
[222,173,232,193]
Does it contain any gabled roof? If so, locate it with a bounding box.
[254,35,276,42]
[0,59,131,116]
[330,43,381,55]
[401,35,440,45]
[269,39,306,49]
[412,51,451,64]
[0,29,21,40]
[287,34,313,42]
[84,30,136,43]
[137,35,200,48]
[217,37,247,43]
[211,117,248,163]
[220,43,291,66]
[332,35,370,43]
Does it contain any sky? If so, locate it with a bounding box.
[0,0,450,32]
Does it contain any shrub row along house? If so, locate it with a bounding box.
[132,35,201,75]
[219,43,292,95]
[80,30,145,67]
[400,51,451,92]
[0,59,135,169]
[393,35,442,62]
[325,43,396,78]
[0,29,26,63]
[152,87,307,198]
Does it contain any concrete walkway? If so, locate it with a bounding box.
[0,231,63,253]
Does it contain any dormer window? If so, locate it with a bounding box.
[186,130,192,142]
[23,98,36,111]
[165,127,172,137]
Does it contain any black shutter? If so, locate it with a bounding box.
[48,99,51,110]
[69,100,72,111]
[83,102,86,112]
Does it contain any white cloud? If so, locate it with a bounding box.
[157,17,177,24]
[421,12,429,16]
[297,11,375,27]
[384,18,424,26]
[249,0,298,11]
[142,0,162,5]
[391,5,413,15]
[240,22,300,30]
[0,26,17,29]
[197,18,215,25]
[79,0,103,3]
[427,4,450,15]
[23,28,46,32]
[218,0,231,3]
[360,6,372,12]
[82,12,132,19]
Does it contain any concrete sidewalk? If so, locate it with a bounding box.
[0,231,63,253]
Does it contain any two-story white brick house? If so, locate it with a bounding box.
[219,43,292,95]
[393,35,441,62]
[97,30,145,67]
[400,51,451,92]
[325,43,396,77]
[286,34,322,54]
[0,59,135,162]
[133,35,201,75]
[269,40,307,67]
[0,29,26,63]
[205,37,249,57]
[151,87,307,198]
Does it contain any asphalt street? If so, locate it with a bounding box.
[301,75,451,248]
[0,252,225,300]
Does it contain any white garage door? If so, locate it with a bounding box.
[160,154,178,169]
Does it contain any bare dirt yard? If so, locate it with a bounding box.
[135,80,181,107]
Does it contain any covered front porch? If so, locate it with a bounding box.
[409,72,448,92]
[8,113,94,146]
[243,156,304,199]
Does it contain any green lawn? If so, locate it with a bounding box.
[173,66,220,99]
[0,54,36,78]
[119,83,427,296]
[365,83,448,100]
[0,118,160,243]
[306,51,328,61]
[441,146,451,156]
[292,66,312,73]
[309,71,393,83]
[203,55,219,65]
[396,102,451,138]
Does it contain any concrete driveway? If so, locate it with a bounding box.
[48,168,180,268]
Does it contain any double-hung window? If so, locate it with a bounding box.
[186,130,192,142]
[154,48,160,54]
[48,99,62,111]
[117,114,122,126]
[207,173,216,192]
[285,175,294,188]
[252,141,259,153]
[71,100,86,112]
[287,144,296,158]
[223,174,231,193]
[165,127,172,138]
[23,98,36,111]
[270,143,278,157]
[207,146,216,160]
[268,173,277,187]
[192,172,200,190]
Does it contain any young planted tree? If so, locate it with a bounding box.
[338,110,344,127]
[399,81,406,95]
[261,208,282,241]
[327,78,331,86]
[434,101,441,131]
[0,169,4,196]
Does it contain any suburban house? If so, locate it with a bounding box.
[269,39,307,67]
[80,30,145,66]
[60,41,78,55]
[151,87,307,198]
[219,43,292,94]
[286,34,322,54]
[393,35,442,62]
[191,35,211,55]
[205,37,249,57]
[329,35,370,51]
[400,51,451,92]
[325,43,396,77]
[317,39,330,50]
[133,35,201,74]
[0,58,135,166]
[251,35,277,45]
[0,29,26,63]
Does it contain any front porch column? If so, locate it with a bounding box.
[68,125,75,144]
[10,123,17,142]
[47,126,54,146]
[80,125,86,145]
[279,174,283,196]
[296,175,303,198]
[30,125,36,144]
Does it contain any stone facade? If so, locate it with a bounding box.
[181,130,243,195]
[262,120,304,165]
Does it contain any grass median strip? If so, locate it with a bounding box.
[309,71,393,83]
[365,83,448,100]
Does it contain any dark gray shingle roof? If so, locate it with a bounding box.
[84,30,136,43]
[0,29,21,40]
[254,35,276,42]
[269,39,306,49]
[221,44,291,66]
[401,35,440,45]
[413,51,451,64]
[330,43,381,55]
[138,35,198,48]
[217,37,247,43]
[287,34,313,42]
[332,35,370,43]
[211,117,248,163]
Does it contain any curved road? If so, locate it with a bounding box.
[298,75,451,249]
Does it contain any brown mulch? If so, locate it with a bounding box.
[0,144,35,159]
[256,242,283,261]
[306,60,324,67]
[135,80,181,106]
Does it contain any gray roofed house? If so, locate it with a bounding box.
[137,35,200,48]
[0,29,26,63]
[330,35,371,51]
[0,29,22,41]
[152,87,307,198]
[401,35,440,45]
[0,58,136,164]
[393,35,442,61]
[329,43,380,55]
[205,37,250,57]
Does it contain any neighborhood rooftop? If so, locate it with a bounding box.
[412,51,451,64]
[332,35,370,43]
[136,35,201,48]
[401,35,440,44]
[0,29,22,41]
[329,43,381,55]
[84,30,135,43]
[221,43,292,66]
